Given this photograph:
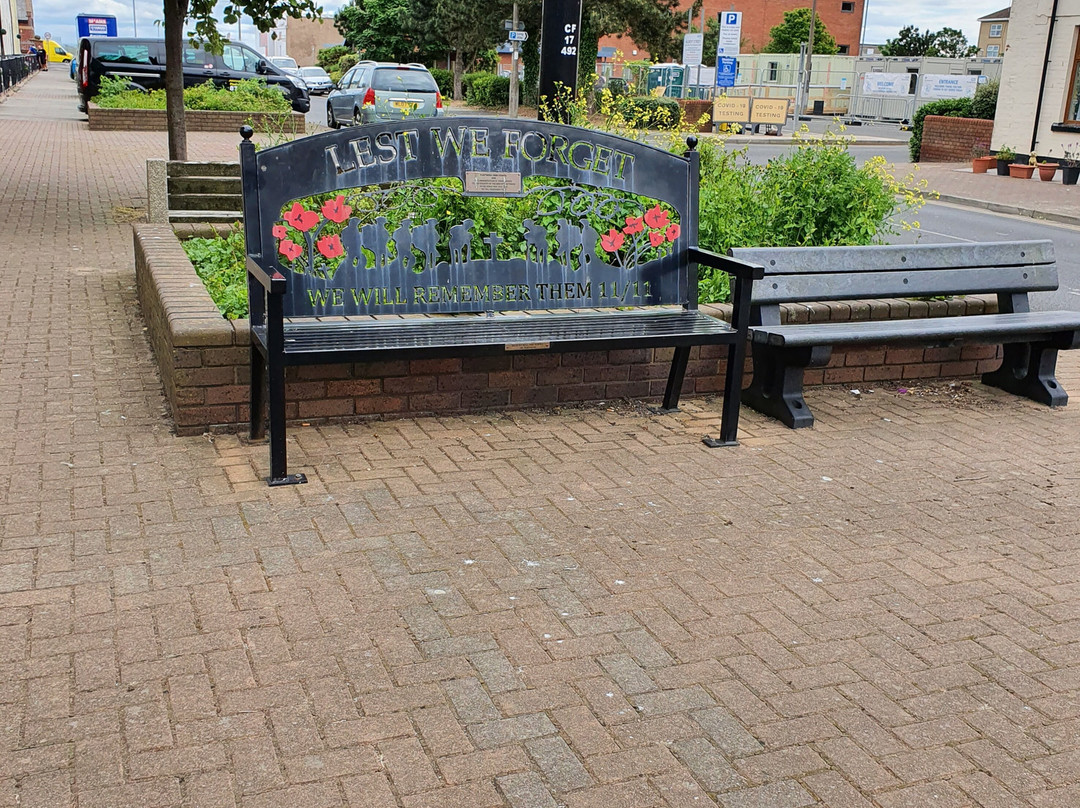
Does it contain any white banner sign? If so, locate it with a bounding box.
[920,74,979,100]
[862,73,911,97]
[682,33,704,67]
[717,11,742,57]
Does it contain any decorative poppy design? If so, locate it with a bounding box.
[272,224,287,239]
[316,234,344,259]
[649,230,665,248]
[278,239,304,261]
[643,205,670,230]
[666,223,680,243]
[321,195,352,224]
[284,202,319,232]
[623,216,644,235]
[600,228,625,253]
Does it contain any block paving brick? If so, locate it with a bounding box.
[2,69,1080,807]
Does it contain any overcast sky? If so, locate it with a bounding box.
[36,0,985,56]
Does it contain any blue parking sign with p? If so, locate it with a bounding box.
[725,12,738,25]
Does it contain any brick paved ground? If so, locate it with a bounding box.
[2,71,1080,808]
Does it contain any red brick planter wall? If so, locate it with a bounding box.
[920,115,995,162]
[88,104,307,133]
[134,225,1002,435]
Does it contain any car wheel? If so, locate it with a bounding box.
[327,103,338,129]
[353,107,363,126]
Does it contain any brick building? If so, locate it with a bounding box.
[259,17,341,66]
[599,0,866,64]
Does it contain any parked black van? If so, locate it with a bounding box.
[76,37,310,114]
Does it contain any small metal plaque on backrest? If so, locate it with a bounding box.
[465,171,523,196]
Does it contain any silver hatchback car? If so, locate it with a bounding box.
[327,61,443,128]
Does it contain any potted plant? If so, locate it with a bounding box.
[1061,144,1080,186]
[996,145,1016,176]
[971,143,995,174]
[1009,150,1036,179]
[1038,159,1059,182]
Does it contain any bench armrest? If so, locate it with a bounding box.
[247,256,287,294]
[690,247,765,280]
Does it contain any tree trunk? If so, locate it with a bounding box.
[164,0,188,161]
[452,51,464,101]
[577,12,600,101]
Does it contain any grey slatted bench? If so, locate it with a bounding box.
[241,118,762,485]
[728,240,1080,428]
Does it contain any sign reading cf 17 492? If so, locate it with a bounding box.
[538,0,583,121]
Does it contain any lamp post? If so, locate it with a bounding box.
[132,0,138,36]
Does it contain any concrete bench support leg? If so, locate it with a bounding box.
[743,344,831,428]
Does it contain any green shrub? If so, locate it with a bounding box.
[338,53,358,74]
[909,98,973,161]
[971,79,998,120]
[466,74,510,107]
[182,228,248,320]
[614,96,681,129]
[318,45,350,72]
[430,67,453,97]
[94,79,291,112]
[461,71,486,101]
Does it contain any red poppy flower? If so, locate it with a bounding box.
[623,216,644,235]
[643,205,669,230]
[272,224,287,239]
[278,239,304,261]
[600,228,625,253]
[284,202,319,232]
[649,230,665,248]
[321,195,352,224]
[666,223,680,243]
[316,234,344,259]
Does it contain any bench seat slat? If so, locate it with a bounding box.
[732,240,1055,274]
[752,311,1080,348]
[750,265,1059,304]
[255,310,736,361]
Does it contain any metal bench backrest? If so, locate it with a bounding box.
[241,117,701,322]
[731,241,1057,314]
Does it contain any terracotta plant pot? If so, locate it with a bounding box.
[1038,163,1059,181]
[1008,164,1035,179]
[1061,165,1079,185]
[972,156,995,174]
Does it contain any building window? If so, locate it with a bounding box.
[986,45,999,58]
[989,23,1003,38]
[767,62,778,82]
[837,44,850,54]
[841,1,855,11]
[1068,32,1080,122]
[907,68,918,95]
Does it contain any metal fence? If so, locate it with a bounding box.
[0,55,40,94]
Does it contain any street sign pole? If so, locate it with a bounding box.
[509,1,519,118]
[538,0,582,122]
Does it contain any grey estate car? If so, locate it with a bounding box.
[326,61,443,127]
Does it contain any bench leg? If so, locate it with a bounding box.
[250,345,267,441]
[982,341,1069,407]
[266,353,307,487]
[742,344,831,428]
[657,346,692,413]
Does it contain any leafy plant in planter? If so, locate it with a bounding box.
[1059,144,1080,186]
[995,145,1016,176]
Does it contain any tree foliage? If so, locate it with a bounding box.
[763,8,838,55]
[881,25,978,57]
[162,0,320,160]
[335,0,419,63]
[407,0,507,100]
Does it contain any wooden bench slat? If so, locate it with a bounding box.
[749,264,1060,304]
[732,240,1054,274]
[752,311,1080,347]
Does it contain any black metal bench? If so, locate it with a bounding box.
[240,118,761,485]
[729,240,1080,428]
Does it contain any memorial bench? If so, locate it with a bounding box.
[240,119,762,485]
[729,240,1080,428]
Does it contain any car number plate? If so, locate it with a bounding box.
[392,101,417,110]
